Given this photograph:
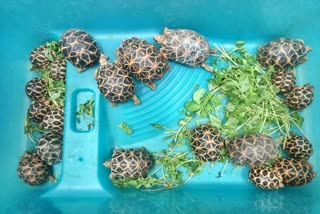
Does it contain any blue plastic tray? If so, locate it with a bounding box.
[1,0,320,213]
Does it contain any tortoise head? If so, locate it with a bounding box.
[153,34,165,45]
[103,160,112,168]
[99,54,109,66]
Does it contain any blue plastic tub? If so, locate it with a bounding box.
[1,0,320,213]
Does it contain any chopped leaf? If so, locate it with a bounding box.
[193,88,206,104]
[118,122,133,135]
[185,101,201,112]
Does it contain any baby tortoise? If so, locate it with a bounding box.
[17,151,54,185]
[271,70,296,95]
[103,148,153,179]
[59,28,101,72]
[257,38,312,70]
[282,132,313,160]
[29,46,52,69]
[42,109,64,133]
[226,133,278,167]
[49,58,67,81]
[117,37,170,90]
[25,78,48,101]
[286,84,314,111]
[95,55,139,106]
[37,132,63,165]
[273,158,317,186]
[28,101,51,123]
[249,165,284,189]
[154,27,215,72]
[190,124,224,162]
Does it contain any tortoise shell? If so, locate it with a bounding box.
[283,132,313,160]
[153,28,215,72]
[271,70,296,95]
[249,165,284,189]
[17,151,53,185]
[37,132,63,165]
[190,124,224,162]
[95,55,139,106]
[49,58,66,81]
[286,83,314,111]
[116,37,170,90]
[273,158,317,186]
[226,133,278,167]
[29,46,51,69]
[42,109,64,133]
[25,78,47,100]
[257,38,312,70]
[28,101,51,123]
[103,148,153,179]
[59,28,101,72]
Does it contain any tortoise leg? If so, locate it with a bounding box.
[132,95,140,105]
[77,67,85,72]
[306,46,312,52]
[209,48,216,54]
[109,173,116,180]
[145,81,156,90]
[110,102,116,107]
[201,63,214,72]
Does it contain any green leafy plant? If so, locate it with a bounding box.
[76,98,95,130]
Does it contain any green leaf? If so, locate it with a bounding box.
[226,102,236,112]
[291,112,304,127]
[150,123,164,129]
[224,117,239,128]
[192,88,206,104]
[185,101,201,112]
[118,122,133,135]
[235,41,245,48]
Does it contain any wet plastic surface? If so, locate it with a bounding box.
[1,0,320,213]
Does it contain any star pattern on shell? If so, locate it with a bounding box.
[42,109,64,133]
[273,158,317,186]
[286,84,314,111]
[103,148,153,179]
[59,29,101,72]
[271,70,296,95]
[283,133,313,160]
[25,78,48,101]
[257,38,312,70]
[29,46,52,69]
[28,101,51,123]
[190,124,224,162]
[226,133,278,167]
[37,132,63,165]
[153,28,215,72]
[249,165,284,189]
[95,55,139,106]
[17,152,53,185]
[116,37,170,90]
[49,58,67,81]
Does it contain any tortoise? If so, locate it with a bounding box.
[17,151,54,185]
[42,109,64,133]
[249,165,284,189]
[37,132,63,165]
[59,28,101,72]
[49,58,67,81]
[189,124,224,162]
[271,70,296,95]
[282,132,313,160]
[257,38,312,70]
[103,148,153,179]
[28,101,51,123]
[95,54,139,106]
[225,133,278,167]
[25,78,47,100]
[153,27,215,72]
[116,37,170,90]
[286,83,314,111]
[273,158,317,186]
[29,46,52,69]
